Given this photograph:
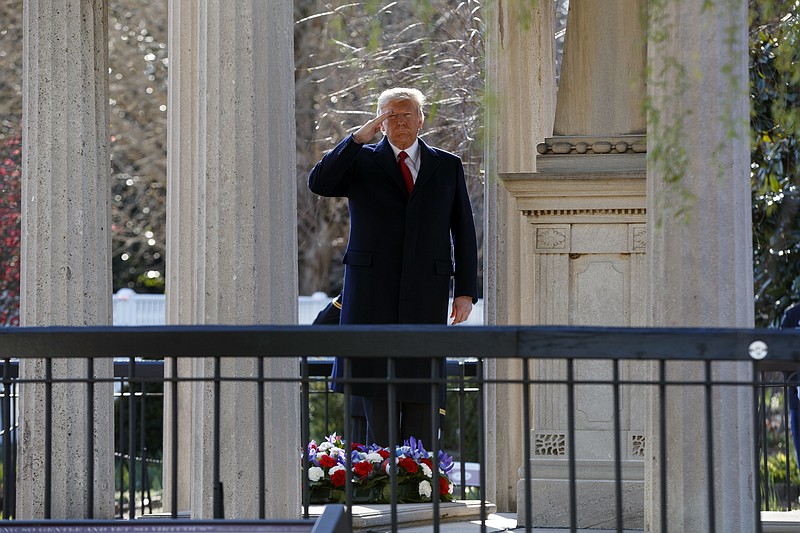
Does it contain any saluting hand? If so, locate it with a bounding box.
[353,111,391,144]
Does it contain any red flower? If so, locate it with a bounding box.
[319,454,337,468]
[421,458,433,470]
[353,461,372,479]
[330,469,346,487]
[378,449,390,459]
[439,476,450,496]
[351,442,364,451]
[398,457,418,474]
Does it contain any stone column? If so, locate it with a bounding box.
[18,0,114,519]
[186,0,299,519]
[163,0,198,515]
[507,1,649,527]
[645,1,753,531]
[484,0,556,512]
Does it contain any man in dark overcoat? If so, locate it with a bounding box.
[308,88,478,448]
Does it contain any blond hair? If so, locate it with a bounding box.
[376,88,425,119]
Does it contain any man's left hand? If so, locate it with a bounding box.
[450,296,473,325]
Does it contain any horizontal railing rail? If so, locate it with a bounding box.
[0,325,798,532]
[0,324,797,359]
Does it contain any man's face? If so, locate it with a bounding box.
[380,98,423,150]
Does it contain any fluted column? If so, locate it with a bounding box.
[163,0,198,514]
[18,0,113,518]
[484,0,556,511]
[646,1,753,531]
[188,0,299,518]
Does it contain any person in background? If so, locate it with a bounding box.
[311,294,368,444]
[308,87,478,448]
[780,303,800,470]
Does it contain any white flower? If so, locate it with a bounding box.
[366,452,383,464]
[448,480,453,494]
[421,463,432,478]
[331,447,342,455]
[329,464,345,475]
[419,480,432,499]
[319,442,334,452]
[308,466,324,482]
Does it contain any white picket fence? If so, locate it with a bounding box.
[112,289,485,326]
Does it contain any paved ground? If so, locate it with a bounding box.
[375,511,800,533]
[367,513,642,532]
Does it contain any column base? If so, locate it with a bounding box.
[516,458,644,529]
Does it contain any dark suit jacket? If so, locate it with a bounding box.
[308,134,478,398]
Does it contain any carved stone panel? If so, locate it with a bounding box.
[534,225,571,253]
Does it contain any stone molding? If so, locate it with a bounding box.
[536,135,647,156]
[523,208,646,218]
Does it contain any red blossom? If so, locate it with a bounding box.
[330,469,345,487]
[420,458,432,470]
[398,457,418,474]
[353,461,372,479]
[318,454,337,468]
[439,476,450,496]
[377,449,390,459]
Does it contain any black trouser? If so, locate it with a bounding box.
[357,396,441,450]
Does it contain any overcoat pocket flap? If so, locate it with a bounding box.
[435,260,455,275]
[343,250,373,266]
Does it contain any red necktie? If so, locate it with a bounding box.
[398,151,414,194]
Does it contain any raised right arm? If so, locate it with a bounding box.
[308,112,391,197]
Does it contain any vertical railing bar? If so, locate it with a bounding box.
[763,381,771,512]
[117,377,124,518]
[659,359,668,533]
[44,358,52,519]
[783,378,792,510]
[477,358,486,533]
[324,375,330,438]
[139,382,147,515]
[212,356,223,519]
[170,356,178,519]
[127,357,137,520]
[704,360,716,531]
[2,359,11,520]
[388,357,398,533]
[753,364,765,533]
[566,359,577,533]
[343,357,353,525]
[458,363,466,501]
[300,356,310,519]
[612,359,623,533]
[10,377,16,518]
[258,356,266,519]
[522,357,532,533]
[87,357,95,518]
[431,358,440,533]
[145,453,153,514]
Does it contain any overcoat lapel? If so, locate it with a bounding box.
[373,137,408,195]
[414,138,440,193]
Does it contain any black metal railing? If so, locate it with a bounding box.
[0,325,797,532]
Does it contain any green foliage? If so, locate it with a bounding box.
[766,451,800,484]
[114,380,164,462]
[307,379,344,444]
[750,5,800,326]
